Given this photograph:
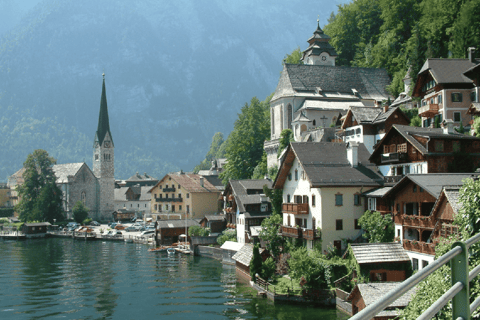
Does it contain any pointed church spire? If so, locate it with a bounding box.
[96,73,113,146]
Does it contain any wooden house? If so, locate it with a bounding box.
[154,219,199,246]
[348,283,416,319]
[341,106,409,153]
[22,222,51,238]
[344,243,411,283]
[369,124,480,185]
[199,215,226,235]
[222,179,273,244]
[412,50,479,129]
[231,243,269,282]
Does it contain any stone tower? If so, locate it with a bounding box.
[301,20,338,66]
[93,73,115,220]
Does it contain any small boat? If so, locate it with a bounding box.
[167,248,176,255]
[148,245,172,252]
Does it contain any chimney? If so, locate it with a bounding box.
[200,177,204,187]
[469,47,476,63]
[347,141,359,167]
[442,119,454,134]
[384,104,389,113]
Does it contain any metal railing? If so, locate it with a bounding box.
[351,232,480,320]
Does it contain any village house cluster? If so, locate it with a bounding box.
[2,22,480,319]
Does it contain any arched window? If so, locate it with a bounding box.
[287,194,291,203]
[81,191,86,205]
[280,107,284,131]
[287,104,293,130]
[271,108,275,136]
[313,119,316,126]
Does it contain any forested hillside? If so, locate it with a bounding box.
[324,0,480,97]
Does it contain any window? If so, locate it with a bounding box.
[81,191,86,205]
[166,194,168,199]
[368,198,376,211]
[186,205,190,213]
[154,204,157,210]
[413,185,417,193]
[287,215,291,226]
[412,258,419,271]
[312,195,316,207]
[179,205,182,211]
[354,219,360,230]
[160,194,162,199]
[95,154,99,160]
[422,260,429,269]
[303,195,308,204]
[430,98,434,104]
[301,171,306,180]
[166,185,168,189]
[336,219,343,230]
[287,194,291,203]
[312,119,316,126]
[261,203,268,212]
[435,140,444,152]
[453,141,460,153]
[178,184,181,189]
[178,193,181,199]
[354,194,361,206]
[397,143,407,153]
[187,193,190,198]
[471,91,477,102]
[420,187,424,192]
[172,205,175,212]
[438,94,442,104]
[288,173,292,181]
[295,169,298,181]
[453,112,461,122]
[451,92,463,102]
[335,194,343,206]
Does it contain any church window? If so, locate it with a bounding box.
[81,191,86,205]
[272,109,275,136]
[287,104,293,130]
[95,154,99,161]
[280,108,283,131]
[313,119,316,126]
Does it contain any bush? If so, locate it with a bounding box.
[217,229,236,245]
[83,218,92,225]
[0,208,14,218]
[188,225,211,237]
[262,257,276,281]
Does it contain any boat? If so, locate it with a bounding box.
[148,245,173,252]
[167,248,176,255]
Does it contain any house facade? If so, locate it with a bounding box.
[274,142,383,253]
[114,186,151,213]
[369,123,480,184]
[148,171,221,220]
[223,179,273,244]
[412,49,480,129]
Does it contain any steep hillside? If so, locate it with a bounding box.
[0,0,339,181]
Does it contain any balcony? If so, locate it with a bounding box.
[155,197,183,202]
[418,103,439,118]
[282,203,309,215]
[402,215,435,228]
[303,228,321,241]
[380,152,407,164]
[403,240,436,255]
[384,175,404,184]
[162,187,176,192]
[281,226,302,238]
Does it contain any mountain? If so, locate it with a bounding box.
[0,0,340,181]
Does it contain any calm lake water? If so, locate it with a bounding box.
[0,238,350,320]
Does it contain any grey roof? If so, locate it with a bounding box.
[385,174,473,199]
[292,111,312,123]
[156,219,199,229]
[126,172,157,182]
[390,92,412,108]
[53,163,85,183]
[202,215,226,222]
[288,142,383,187]
[229,179,272,213]
[363,187,392,198]
[349,106,403,125]
[232,243,265,266]
[24,222,51,227]
[297,99,364,111]
[349,243,410,264]
[354,282,417,315]
[419,58,479,84]
[139,186,152,201]
[444,187,462,215]
[114,187,129,201]
[272,64,391,102]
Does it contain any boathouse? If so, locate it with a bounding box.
[22,222,51,238]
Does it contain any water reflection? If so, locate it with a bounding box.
[1,238,348,319]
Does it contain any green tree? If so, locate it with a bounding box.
[188,225,210,237]
[220,96,271,185]
[449,0,480,58]
[472,116,480,136]
[358,210,394,243]
[262,257,276,281]
[217,229,236,245]
[72,201,89,224]
[250,243,263,281]
[277,129,294,157]
[259,212,284,258]
[193,132,225,173]
[283,47,303,65]
[15,149,64,223]
[288,247,330,289]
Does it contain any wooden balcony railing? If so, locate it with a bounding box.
[156,197,182,202]
[282,203,309,215]
[418,103,439,117]
[281,225,302,238]
[380,152,408,164]
[162,187,176,192]
[403,240,436,255]
[303,228,321,241]
[402,215,435,228]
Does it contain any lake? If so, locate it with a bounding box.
[0,238,350,319]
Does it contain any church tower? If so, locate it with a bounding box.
[93,73,115,219]
[301,20,338,66]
